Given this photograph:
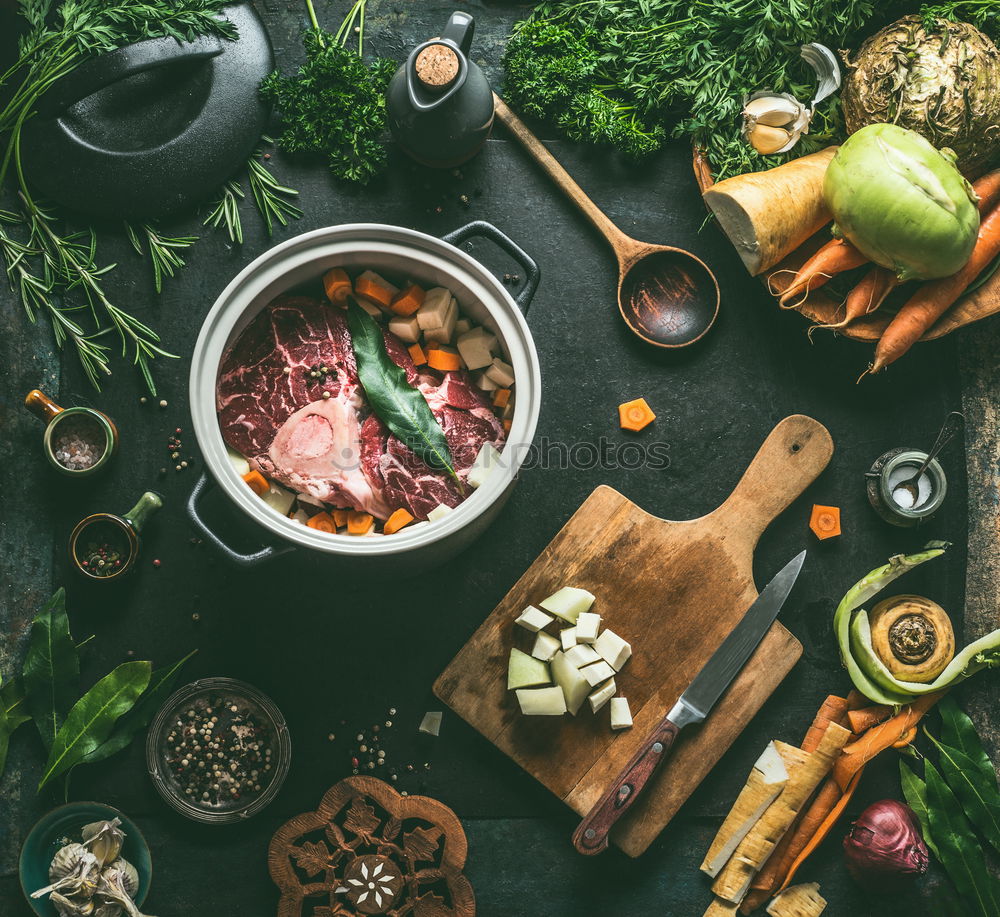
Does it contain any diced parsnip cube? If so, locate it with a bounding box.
[388,313,421,343]
[515,604,554,633]
[610,697,633,730]
[507,648,551,690]
[564,643,601,669]
[501,399,515,421]
[468,443,502,489]
[355,270,399,311]
[355,297,383,318]
[474,371,498,392]
[418,711,443,736]
[575,612,602,644]
[423,297,458,344]
[485,357,515,387]
[588,678,617,714]
[531,631,561,662]
[594,629,632,671]
[560,627,578,651]
[580,660,616,687]
[290,508,310,525]
[454,318,471,335]
[550,651,590,715]
[226,447,250,476]
[516,686,567,716]
[456,327,497,370]
[427,504,454,522]
[539,586,596,623]
[262,482,296,516]
[416,287,453,329]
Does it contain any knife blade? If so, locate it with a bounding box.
[572,549,807,855]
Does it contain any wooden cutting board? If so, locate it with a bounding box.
[434,415,833,857]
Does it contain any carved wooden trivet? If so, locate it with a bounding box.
[269,776,475,917]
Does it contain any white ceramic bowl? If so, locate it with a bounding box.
[187,221,540,568]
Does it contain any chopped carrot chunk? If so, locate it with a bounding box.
[347,511,374,535]
[618,398,656,432]
[408,343,426,365]
[332,509,349,527]
[809,504,841,540]
[427,346,462,372]
[384,508,415,535]
[354,274,394,309]
[391,284,425,316]
[502,418,512,434]
[306,512,337,533]
[492,388,511,408]
[323,268,352,305]
[242,470,269,496]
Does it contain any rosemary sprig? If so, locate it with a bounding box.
[204,180,245,245]
[126,223,198,294]
[247,145,303,236]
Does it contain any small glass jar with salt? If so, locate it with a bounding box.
[866,448,947,527]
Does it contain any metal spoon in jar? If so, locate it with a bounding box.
[892,412,964,507]
[492,94,720,348]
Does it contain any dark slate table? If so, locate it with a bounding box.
[2,2,999,915]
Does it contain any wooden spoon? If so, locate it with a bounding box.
[493,94,720,348]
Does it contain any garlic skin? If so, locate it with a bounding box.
[108,858,139,898]
[82,819,125,869]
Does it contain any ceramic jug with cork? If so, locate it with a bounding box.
[386,11,494,168]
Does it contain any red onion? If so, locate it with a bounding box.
[843,799,929,888]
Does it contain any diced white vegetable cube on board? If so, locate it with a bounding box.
[507,648,551,690]
[560,627,578,651]
[515,605,554,633]
[531,631,561,662]
[575,612,602,644]
[485,357,515,387]
[551,651,590,715]
[580,660,616,687]
[418,711,443,736]
[588,679,617,714]
[227,447,250,476]
[539,586,595,623]
[468,443,502,489]
[564,643,601,669]
[516,686,567,716]
[610,697,633,730]
[427,504,454,522]
[594,629,632,670]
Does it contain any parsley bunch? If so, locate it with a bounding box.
[261,0,395,184]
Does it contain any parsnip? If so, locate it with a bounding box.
[703,898,740,916]
[766,882,826,917]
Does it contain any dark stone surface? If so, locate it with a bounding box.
[0,2,987,915]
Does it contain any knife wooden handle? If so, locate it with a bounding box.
[572,718,681,855]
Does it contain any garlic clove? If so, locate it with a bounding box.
[744,94,802,128]
[746,123,793,155]
[82,819,125,869]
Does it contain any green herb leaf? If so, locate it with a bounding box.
[924,758,1000,916]
[941,696,997,783]
[346,296,459,482]
[900,759,941,859]
[928,729,1000,857]
[22,588,79,751]
[81,650,196,766]
[38,660,151,791]
[0,674,32,780]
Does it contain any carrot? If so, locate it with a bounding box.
[332,509,349,527]
[408,343,426,366]
[242,470,269,497]
[845,689,868,710]
[973,169,1000,214]
[391,283,425,316]
[869,204,1000,374]
[503,418,512,434]
[800,695,850,753]
[846,704,893,734]
[426,346,462,372]
[618,398,656,432]
[810,265,899,338]
[892,724,918,748]
[354,274,394,309]
[323,268,352,305]
[493,388,511,409]
[833,691,944,791]
[774,239,869,309]
[383,508,414,535]
[346,511,374,535]
[306,512,337,533]
[808,504,841,540]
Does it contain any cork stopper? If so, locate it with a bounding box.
[415,43,460,89]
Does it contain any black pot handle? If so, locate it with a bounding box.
[442,220,540,314]
[186,472,295,567]
[36,33,224,118]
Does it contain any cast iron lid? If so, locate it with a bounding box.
[20,2,273,221]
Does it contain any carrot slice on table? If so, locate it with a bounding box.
[618,398,655,432]
[427,346,462,372]
[809,504,841,540]
[242,470,269,497]
[408,343,427,365]
[347,511,374,535]
[775,238,869,309]
[306,512,337,533]
[323,268,352,305]
[391,284,425,316]
[384,508,415,535]
[493,388,511,408]
[354,274,394,309]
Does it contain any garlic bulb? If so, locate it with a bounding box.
[108,858,139,898]
[49,843,90,883]
[97,865,158,917]
[50,891,96,917]
[33,848,101,900]
[742,43,841,155]
[82,819,125,868]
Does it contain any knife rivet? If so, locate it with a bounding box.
[653,742,663,754]
[584,829,595,840]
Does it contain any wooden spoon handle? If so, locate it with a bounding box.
[492,93,634,256]
[709,415,833,547]
[572,717,681,855]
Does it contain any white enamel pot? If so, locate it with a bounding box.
[187,221,541,570]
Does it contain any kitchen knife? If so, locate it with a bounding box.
[572,549,808,855]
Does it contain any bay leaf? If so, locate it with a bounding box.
[899,759,940,860]
[22,588,79,750]
[940,696,997,787]
[346,296,458,483]
[930,731,1000,857]
[38,660,151,791]
[0,674,31,779]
